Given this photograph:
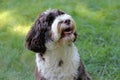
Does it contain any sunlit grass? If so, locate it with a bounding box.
[12,25,30,35]
[0,11,14,27]
[75,3,106,21]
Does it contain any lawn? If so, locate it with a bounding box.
[0,0,120,80]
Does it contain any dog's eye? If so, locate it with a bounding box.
[49,16,54,21]
[46,15,55,26]
[48,17,54,25]
[47,14,55,21]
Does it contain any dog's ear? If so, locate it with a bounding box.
[73,32,77,42]
[25,13,47,53]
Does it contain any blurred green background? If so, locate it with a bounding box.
[0,0,120,80]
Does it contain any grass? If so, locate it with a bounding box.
[0,0,120,80]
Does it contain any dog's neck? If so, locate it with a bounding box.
[36,43,80,80]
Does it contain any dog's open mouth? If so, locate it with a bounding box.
[61,27,73,38]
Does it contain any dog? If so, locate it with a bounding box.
[25,9,91,80]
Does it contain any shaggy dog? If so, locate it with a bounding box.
[25,9,91,80]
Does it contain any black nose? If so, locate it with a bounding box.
[64,19,71,25]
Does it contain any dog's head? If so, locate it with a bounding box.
[25,9,77,53]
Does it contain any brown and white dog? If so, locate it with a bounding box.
[25,9,91,80]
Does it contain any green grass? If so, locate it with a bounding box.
[0,0,120,80]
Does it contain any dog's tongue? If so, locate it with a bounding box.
[64,31,72,36]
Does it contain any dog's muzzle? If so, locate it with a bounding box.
[51,14,76,42]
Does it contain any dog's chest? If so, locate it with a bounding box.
[40,62,75,80]
[36,45,80,80]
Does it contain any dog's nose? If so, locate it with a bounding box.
[64,19,71,25]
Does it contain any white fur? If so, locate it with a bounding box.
[51,14,75,42]
[36,43,80,80]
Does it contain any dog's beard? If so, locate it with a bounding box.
[51,14,76,45]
